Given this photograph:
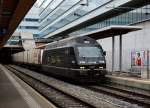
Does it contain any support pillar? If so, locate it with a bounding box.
[112,36,115,72]
[147,51,149,79]
[119,34,122,73]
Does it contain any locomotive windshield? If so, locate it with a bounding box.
[77,47,103,57]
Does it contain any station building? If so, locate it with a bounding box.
[6,0,150,77]
[15,5,39,38]
[6,5,39,46]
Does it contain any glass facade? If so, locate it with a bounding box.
[37,0,150,38]
[70,5,150,36]
[38,0,112,37]
[8,1,150,46]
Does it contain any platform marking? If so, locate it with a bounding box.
[0,64,42,108]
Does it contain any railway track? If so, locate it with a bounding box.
[5,65,94,108]
[6,65,145,108]
[85,85,150,107]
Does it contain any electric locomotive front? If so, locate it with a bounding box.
[72,37,107,82]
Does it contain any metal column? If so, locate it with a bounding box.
[119,35,122,73]
[147,51,149,79]
[112,36,115,72]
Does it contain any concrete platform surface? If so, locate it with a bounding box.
[107,75,150,91]
[0,64,56,108]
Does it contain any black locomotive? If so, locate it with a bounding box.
[41,36,107,82]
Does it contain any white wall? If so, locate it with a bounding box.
[97,20,150,72]
[21,32,36,50]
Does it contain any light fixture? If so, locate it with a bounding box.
[80,0,89,6]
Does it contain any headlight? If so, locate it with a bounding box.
[99,67,103,69]
[79,61,85,64]
[80,66,85,69]
[99,60,105,63]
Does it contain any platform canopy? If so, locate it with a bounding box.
[0,0,36,48]
[75,25,142,39]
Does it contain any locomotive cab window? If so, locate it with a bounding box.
[77,47,103,57]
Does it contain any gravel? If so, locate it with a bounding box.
[9,69,91,108]
[105,83,150,97]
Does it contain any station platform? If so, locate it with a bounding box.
[106,74,150,91]
[0,64,56,108]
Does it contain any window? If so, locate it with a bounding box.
[77,47,103,57]
[25,18,39,22]
[25,26,39,29]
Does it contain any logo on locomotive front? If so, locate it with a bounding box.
[50,56,62,64]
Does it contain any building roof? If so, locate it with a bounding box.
[75,25,142,39]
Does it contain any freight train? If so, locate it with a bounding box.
[13,36,107,83]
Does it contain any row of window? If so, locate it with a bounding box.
[23,18,39,22]
[18,26,39,29]
[6,34,39,45]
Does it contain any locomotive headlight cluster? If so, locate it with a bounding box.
[80,66,85,69]
[99,66,103,69]
[99,60,105,63]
